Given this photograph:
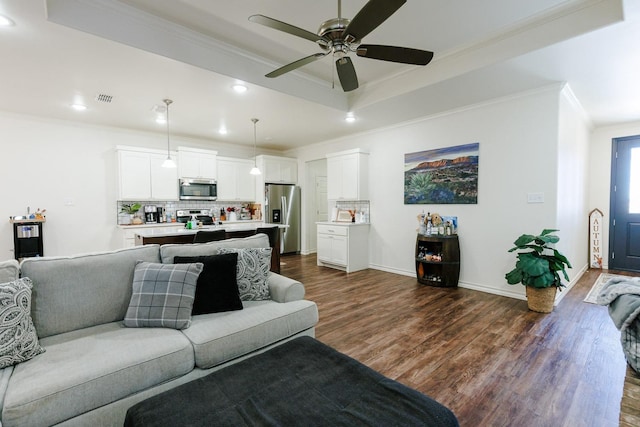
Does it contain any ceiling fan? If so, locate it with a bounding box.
[249,0,434,92]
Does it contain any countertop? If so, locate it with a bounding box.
[118,220,263,229]
[316,221,370,226]
[133,222,286,238]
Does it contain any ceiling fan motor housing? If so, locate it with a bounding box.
[318,18,357,56]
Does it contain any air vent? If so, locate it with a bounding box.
[95,93,113,103]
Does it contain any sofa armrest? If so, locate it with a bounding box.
[268,273,305,303]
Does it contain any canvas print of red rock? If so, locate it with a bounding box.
[404,142,479,204]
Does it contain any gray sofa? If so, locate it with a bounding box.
[0,234,318,427]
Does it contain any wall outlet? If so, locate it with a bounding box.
[64,198,74,206]
[527,192,545,203]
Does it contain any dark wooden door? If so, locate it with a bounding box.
[609,135,640,272]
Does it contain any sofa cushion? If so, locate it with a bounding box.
[181,300,319,369]
[124,262,203,330]
[216,248,272,301]
[0,278,45,368]
[2,322,194,427]
[159,234,270,264]
[20,245,161,339]
[0,260,19,283]
[173,253,243,315]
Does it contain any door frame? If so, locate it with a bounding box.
[304,158,328,254]
[608,134,640,272]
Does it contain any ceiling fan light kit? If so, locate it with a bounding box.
[249,0,433,92]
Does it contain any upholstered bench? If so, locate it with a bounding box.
[124,336,459,426]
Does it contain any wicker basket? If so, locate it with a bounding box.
[525,286,557,313]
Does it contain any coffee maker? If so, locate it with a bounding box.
[156,206,165,223]
[144,205,158,223]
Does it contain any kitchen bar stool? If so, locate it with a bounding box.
[193,229,226,243]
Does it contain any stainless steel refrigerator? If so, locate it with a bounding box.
[265,183,301,254]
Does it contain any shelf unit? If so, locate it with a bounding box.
[415,234,460,287]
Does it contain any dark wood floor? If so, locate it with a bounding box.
[280,254,638,427]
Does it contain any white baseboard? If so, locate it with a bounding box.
[367,262,589,304]
[554,262,588,304]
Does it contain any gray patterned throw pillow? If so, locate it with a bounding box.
[124,261,203,330]
[0,278,45,368]
[216,248,272,301]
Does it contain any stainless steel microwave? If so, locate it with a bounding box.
[179,178,217,201]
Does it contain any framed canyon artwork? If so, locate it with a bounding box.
[404,142,479,204]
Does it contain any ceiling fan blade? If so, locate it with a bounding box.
[249,15,329,45]
[266,52,328,78]
[357,44,434,66]
[336,57,359,92]
[342,0,406,43]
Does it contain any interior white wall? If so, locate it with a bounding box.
[290,85,566,299]
[555,85,591,296]
[589,120,640,268]
[0,111,261,259]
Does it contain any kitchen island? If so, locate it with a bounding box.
[133,223,284,273]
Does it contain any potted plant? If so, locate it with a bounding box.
[505,229,572,313]
[119,203,141,225]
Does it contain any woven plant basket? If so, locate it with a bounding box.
[525,286,557,313]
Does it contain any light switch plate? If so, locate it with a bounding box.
[527,192,545,203]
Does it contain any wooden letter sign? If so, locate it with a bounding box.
[589,208,604,269]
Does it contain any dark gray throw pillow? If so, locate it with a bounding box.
[124,261,203,330]
[173,253,243,315]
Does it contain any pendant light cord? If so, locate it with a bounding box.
[161,99,176,168]
[164,99,173,157]
[250,118,261,175]
[252,118,259,167]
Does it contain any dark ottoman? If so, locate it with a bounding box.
[125,336,458,426]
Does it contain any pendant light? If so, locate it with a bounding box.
[249,118,261,175]
[161,99,176,168]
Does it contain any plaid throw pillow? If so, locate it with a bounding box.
[0,278,45,368]
[124,261,203,330]
[216,248,271,301]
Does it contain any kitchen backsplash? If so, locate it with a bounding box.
[334,200,370,223]
[117,200,255,223]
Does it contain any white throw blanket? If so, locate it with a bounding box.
[597,277,640,373]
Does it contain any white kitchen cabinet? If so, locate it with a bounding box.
[118,150,151,200]
[119,224,183,248]
[117,146,177,200]
[178,147,217,179]
[257,155,298,184]
[149,153,178,200]
[217,157,256,201]
[316,223,369,272]
[326,149,369,200]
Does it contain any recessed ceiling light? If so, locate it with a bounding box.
[0,15,15,27]
[70,103,87,111]
[218,127,228,135]
[232,84,248,94]
[155,117,166,124]
[345,112,356,123]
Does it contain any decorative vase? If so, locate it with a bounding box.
[228,212,237,222]
[118,213,132,225]
[525,286,557,313]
